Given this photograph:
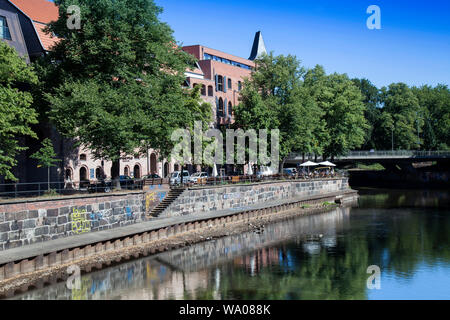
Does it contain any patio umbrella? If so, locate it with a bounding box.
[247,163,253,175]
[300,161,318,174]
[300,161,319,167]
[319,161,336,167]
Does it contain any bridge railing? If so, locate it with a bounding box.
[288,150,450,160]
[337,150,450,159]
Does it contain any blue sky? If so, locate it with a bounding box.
[155,0,450,88]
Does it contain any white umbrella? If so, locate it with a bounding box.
[212,163,218,177]
[300,161,318,167]
[300,161,318,175]
[247,163,253,175]
[319,161,336,167]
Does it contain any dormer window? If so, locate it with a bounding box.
[0,16,12,40]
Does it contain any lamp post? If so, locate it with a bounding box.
[391,127,394,151]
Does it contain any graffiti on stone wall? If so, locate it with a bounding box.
[145,185,168,215]
[71,208,91,234]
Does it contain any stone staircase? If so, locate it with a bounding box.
[149,187,185,217]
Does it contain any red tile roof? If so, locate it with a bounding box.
[9,0,59,24]
[33,21,58,51]
[9,0,60,51]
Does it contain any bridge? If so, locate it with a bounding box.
[285,150,450,166]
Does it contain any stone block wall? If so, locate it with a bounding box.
[161,178,349,217]
[0,192,147,251]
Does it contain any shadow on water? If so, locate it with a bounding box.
[11,189,450,300]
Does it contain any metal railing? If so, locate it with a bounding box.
[171,171,347,189]
[337,150,450,159]
[0,178,166,199]
[288,150,450,161]
[0,172,348,199]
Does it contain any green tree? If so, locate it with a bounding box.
[377,112,395,150]
[304,66,368,158]
[351,78,381,150]
[234,53,325,170]
[41,0,210,188]
[411,84,450,150]
[0,41,38,181]
[30,138,60,191]
[380,83,422,150]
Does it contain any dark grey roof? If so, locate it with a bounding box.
[248,31,267,60]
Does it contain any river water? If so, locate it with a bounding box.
[12,188,450,300]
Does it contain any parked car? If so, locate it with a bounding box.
[169,171,190,185]
[119,175,135,189]
[143,173,161,179]
[87,180,112,193]
[283,168,297,177]
[189,172,209,184]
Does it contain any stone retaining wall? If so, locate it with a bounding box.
[0,193,147,251]
[0,178,350,252]
[161,178,349,217]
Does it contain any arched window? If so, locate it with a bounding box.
[95,167,102,180]
[150,153,157,174]
[124,166,129,177]
[208,85,213,96]
[217,75,223,92]
[80,154,87,161]
[174,164,180,171]
[65,168,73,181]
[228,102,233,116]
[238,81,242,91]
[218,98,224,117]
[134,164,141,179]
[164,162,169,178]
[201,85,206,96]
[79,167,88,181]
[228,78,232,90]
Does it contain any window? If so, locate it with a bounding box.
[0,16,11,40]
[228,78,232,90]
[80,154,87,161]
[208,85,213,96]
[228,102,233,116]
[79,167,88,182]
[238,81,242,91]
[203,52,252,70]
[218,98,224,117]
[201,85,206,96]
[95,167,103,179]
[217,75,223,92]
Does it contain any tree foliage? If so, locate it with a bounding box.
[233,53,326,168]
[378,83,422,150]
[30,138,60,169]
[40,0,211,179]
[0,41,38,181]
[304,66,368,158]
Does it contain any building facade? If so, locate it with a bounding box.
[1,0,268,184]
[182,31,267,128]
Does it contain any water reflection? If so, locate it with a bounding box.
[11,189,450,300]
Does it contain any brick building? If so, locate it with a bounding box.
[1,0,268,185]
[182,30,267,128]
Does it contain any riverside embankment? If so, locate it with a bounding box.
[0,178,357,297]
